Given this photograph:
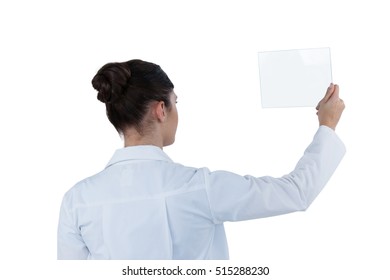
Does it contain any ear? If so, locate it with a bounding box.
[154,101,166,122]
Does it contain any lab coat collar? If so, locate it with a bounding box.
[105,145,173,169]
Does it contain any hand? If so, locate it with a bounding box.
[316,83,345,130]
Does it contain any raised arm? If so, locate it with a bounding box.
[204,84,346,223]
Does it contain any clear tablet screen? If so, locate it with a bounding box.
[258,47,332,108]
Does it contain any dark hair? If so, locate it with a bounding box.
[91,59,174,134]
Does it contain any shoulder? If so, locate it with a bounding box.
[61,169,107,209]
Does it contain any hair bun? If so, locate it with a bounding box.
[92,74,112,103]
[91,63,132,103]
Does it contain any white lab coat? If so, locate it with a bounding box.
[57,125,345,259]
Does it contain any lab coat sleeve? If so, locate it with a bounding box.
[204,125,346,223]
[57,191,89,260]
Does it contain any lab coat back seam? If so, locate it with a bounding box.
[163,198,174,259]
[67,184,208,212]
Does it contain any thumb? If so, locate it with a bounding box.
[316,83,334,110]
[329,84,339,100]
[323,83,335,103]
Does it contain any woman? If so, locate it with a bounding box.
[57,59,345,259]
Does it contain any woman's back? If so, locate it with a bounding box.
[58,145,228,259]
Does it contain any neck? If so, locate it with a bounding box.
[123,127,163,149]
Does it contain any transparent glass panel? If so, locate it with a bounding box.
[258,47,332,108]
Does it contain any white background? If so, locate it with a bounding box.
[1,0,389,279]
